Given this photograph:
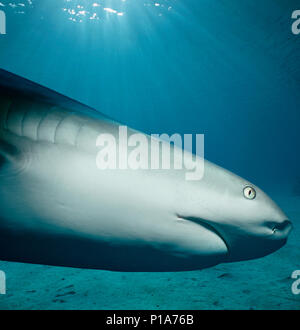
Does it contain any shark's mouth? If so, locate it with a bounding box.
[176,216,293,262]
[177,215,230,256]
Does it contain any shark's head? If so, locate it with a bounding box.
[177,162,293,263]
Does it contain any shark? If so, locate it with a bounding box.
[0,69,292,271]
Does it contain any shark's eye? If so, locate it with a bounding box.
[243,186,256,200]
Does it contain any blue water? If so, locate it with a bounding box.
[0,0,299,309]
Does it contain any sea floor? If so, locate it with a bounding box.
[0,195,299,310]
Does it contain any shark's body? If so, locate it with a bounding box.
[0,69,292,271]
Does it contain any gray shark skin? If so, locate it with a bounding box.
[0,69,292,271]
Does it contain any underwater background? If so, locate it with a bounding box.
[0,0,299,310]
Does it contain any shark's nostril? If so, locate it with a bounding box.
[272,220,293,236]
